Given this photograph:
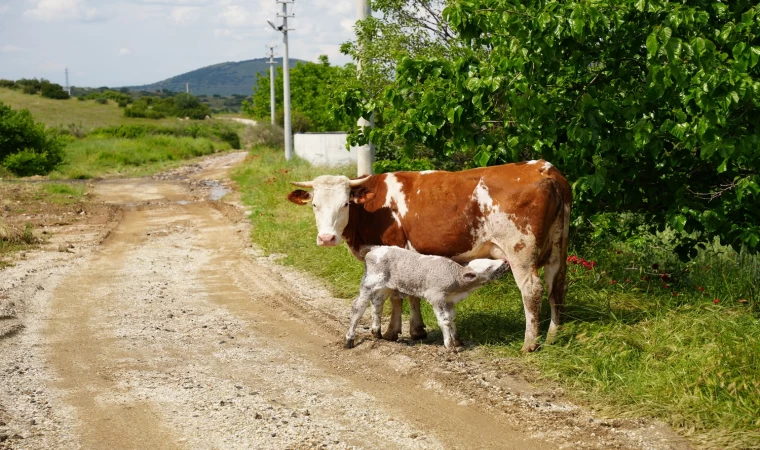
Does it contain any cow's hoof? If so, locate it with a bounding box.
[520,342,539,354]
[410,329,428,340]
[371,328,383,339]
[382,331,399,341]
[444,345,460,353]
[344,338,355,349]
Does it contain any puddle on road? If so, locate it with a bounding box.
[201,180,230,201]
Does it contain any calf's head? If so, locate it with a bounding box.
[461,259,510,287]
[288,175,374,246]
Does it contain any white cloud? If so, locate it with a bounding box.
[38,60,66,72]
[1,44,22,52]
[217,4,249,28]
[24,0,102,22]
[119,47,132,55]
[168,6,199,25]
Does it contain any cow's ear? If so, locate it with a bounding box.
[350,186,375,204]
[288,189,312,205]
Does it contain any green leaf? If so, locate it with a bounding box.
[750,46,760,68]
[732,42,747,62]
[473,150,490,167]
[665,37,682,61]
[646,33,659,57]
[717,158,728,173]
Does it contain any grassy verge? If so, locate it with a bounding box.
[233,146,760,449]
[0,87,178,131]
[50,135,229,179]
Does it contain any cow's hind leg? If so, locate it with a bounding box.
[382,292,403,341]
[408,296,428,340]
[512,263,544,353]
[543,250,567,343]
[544,205,570,343]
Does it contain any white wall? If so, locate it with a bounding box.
[293,133,359,167]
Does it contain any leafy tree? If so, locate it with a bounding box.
[243,55,357,132]
[0,101,64,176]
[341,0,760,253]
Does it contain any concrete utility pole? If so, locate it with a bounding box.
[355,0,374,176]
[269,1,294,160]
[64,68,70,96]
[186,82,189,93]
[267,46,277,125]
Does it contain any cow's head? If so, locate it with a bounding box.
[288,175,374,246]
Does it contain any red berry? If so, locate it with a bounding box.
[713,298,720,304]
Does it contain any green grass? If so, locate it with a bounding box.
[0,87,180,131]
[233,146,760,449]
[51,135,229,179]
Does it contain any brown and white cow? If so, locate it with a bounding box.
[287,160,572,352]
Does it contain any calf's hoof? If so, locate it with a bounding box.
[344,338,355,349]
[410,328,428,340]
[382,331,399,341]
[371,328,383,339]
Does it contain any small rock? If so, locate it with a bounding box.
[290,411,298,418]
[254,413,262,419]
[271,433,277,437]
[409,433,419,439]
[30,419,36,425]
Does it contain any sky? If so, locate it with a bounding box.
[0,0,358,87]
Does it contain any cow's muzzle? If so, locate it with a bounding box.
[317,234,338,246]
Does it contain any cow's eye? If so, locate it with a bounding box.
[343,202,349,208]
[312,204,317,208]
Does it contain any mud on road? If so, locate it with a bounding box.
[0,152,691,449]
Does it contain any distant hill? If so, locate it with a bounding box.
[125,58,305,96]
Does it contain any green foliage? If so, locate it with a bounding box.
[243,56,357,132]
[342,0,760,254]
[40,80,69,100]
[124,93,211,120]
[0,101,64,176]
[84,90,132,106]
[0,80,16,89]
[90,122,241,149]
[373,157,436,173]
[245,123,285,149]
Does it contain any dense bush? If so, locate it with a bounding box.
[342,0,760,255]
[40,80,69,100]
[0,102,64,176]
[123,93,210,120]
[245,123,285,149]
[84,90,132,106]
[0,80,16,89]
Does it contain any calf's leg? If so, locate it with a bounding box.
[430,300,457,351]
[382,292,403,341]
[408,296,428,340]
[345,294,371,349]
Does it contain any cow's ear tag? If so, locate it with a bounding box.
[287,189,313,205]
[351,187,375,204]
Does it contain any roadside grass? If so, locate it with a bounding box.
[231,146,362,298]
[50,135,230,179]
[233,146,760,449]
[0,220,40,267]
[0,87,178,131]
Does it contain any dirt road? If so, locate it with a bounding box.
[0,152,690,449]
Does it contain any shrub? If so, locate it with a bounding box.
[94,97,108,105]
[245,123,284,149]
[40,80,69,99]
[0,101,64,176]
[0,79,16,89]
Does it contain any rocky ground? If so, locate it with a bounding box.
[0,152,692,449]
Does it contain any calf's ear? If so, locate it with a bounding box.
[350,186,376,204]
[288,189,312,205]
[462,269,478,282]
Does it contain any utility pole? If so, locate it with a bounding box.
[186,82,189,93]
[355,0,374,176]
[64,68,70,96]
[267,46,277,125]
[268,1,294,160]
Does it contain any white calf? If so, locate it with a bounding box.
[344,246,509,350]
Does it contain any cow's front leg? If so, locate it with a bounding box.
[382,292,402,341]
[408,296,428,340]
